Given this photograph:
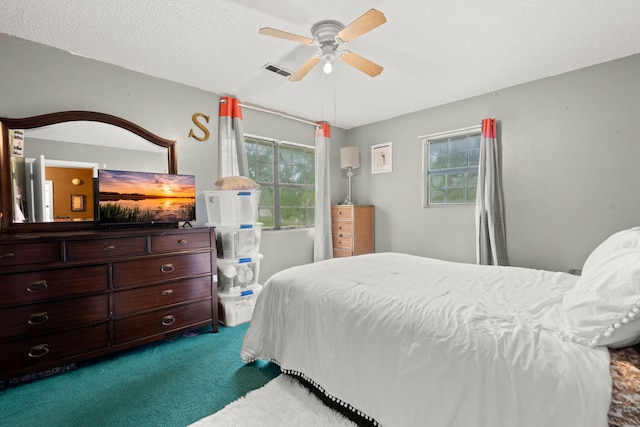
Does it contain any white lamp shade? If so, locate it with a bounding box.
[340,146,360,169]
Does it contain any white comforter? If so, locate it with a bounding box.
[241,253,612,427]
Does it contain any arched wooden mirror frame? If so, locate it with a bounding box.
[0,111,177,233]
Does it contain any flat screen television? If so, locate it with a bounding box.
[98,169,196,226]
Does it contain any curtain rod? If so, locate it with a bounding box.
[239,102,319,127]
[418,124,481,140]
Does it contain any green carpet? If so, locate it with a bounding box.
[0,323,280,427]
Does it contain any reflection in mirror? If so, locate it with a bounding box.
[0,111,177,232]
[12,156,99,223]
[12,123,168,223]
[25,122,168,172]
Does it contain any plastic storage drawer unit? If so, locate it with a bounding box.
[202,189,260,226]
[218,284,262,326]
[215,223,262,259]
[217,254,262,293]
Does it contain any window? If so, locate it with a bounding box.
[245,135,315,229]
[422,126,481,206]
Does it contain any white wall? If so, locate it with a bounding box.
[345,54,640,272]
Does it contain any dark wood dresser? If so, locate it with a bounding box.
[0,227,217,381]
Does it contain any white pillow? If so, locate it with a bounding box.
[563,227,640,348]
[582,226,640,274]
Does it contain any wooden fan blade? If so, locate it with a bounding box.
[259,27,314,45]
[341,51,383,77]
[289,57,320,82]
[337,9,386,42]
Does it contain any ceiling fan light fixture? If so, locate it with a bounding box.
[321,45,336,74]
[260,9,386,82]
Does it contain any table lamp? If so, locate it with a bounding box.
[340,146,360,205]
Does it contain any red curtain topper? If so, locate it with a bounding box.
[219,96,243,120]
[315,122,331,138]
[482,118,496,139]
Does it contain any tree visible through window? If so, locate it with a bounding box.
[422,128,481,206]
[245,135,315,229]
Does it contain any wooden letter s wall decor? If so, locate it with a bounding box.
[188,113,211,142]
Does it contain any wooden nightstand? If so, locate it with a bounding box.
[331,205,374,258]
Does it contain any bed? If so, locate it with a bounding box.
[241,227,640,426]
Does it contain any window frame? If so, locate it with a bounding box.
[245,133,315,230]
[420,125,481,208]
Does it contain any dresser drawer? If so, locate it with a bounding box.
[333,249,352,258]
[331,206,353,220]
[66,236,147,261]
[112,252,212,289]
[0,241,60,266]
[0,265,109,306]
[332,221,353,234]
[151,231,211,253]
[333,234,353,250]
[0,324,109,374]
[113,276,213,316]
[0,294,109,340]
[113,300,212,345]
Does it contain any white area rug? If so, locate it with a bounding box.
[189,375,358,427]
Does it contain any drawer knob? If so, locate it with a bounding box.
[28,344,50,358]
[28,312,49,325]
[162,315,176,326]
[0,251,16,259]
[161,289,174,296]
[27,280,48,292]
[160,263,175,273]
[103,245,116,251]
[178,239,188,245]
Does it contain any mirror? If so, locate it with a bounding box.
[0,111,177,232]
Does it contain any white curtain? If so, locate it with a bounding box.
[217,96,249,177]
[476,118,509,266]
[314,122,333,262]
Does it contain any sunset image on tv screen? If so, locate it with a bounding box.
[98,169,196,224]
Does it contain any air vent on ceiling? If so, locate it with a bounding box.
[262,63,292,78]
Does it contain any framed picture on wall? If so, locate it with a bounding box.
[371,142,392,174]
[71,194,86,212]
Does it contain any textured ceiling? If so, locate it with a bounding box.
[2,0,640,129]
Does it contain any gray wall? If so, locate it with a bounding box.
[2,33,639,278]
[347,53,640,272]
[26,139,167,173]
[0,34,347,282]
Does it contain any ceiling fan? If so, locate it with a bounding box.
[259,8,386,82]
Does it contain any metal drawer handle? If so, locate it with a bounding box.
[28,312,49,325]
[161,289,174,296]
[28,344,50,358]
[178,239,188,245]
[160,263,175,273]
[162,315,176,326]
[1,251,16,259]
[27,280,48,292]
[103,245,116,251]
